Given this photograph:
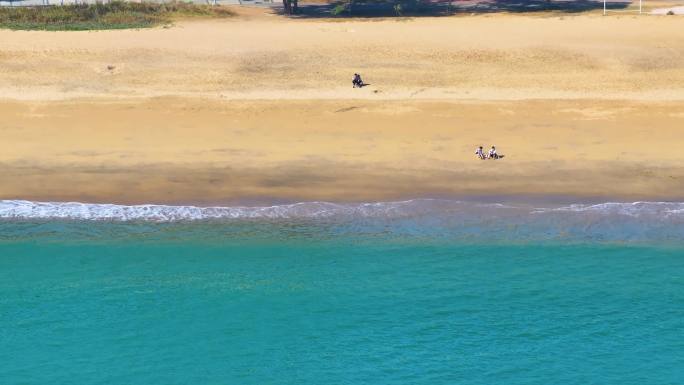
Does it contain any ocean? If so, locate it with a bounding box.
[1,199,682,385]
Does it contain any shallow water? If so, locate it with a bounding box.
[1,201,683,384]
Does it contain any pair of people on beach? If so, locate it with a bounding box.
[475,146,502,160]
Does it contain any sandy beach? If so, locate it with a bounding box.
[1,6,683,204]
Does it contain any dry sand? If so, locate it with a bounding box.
[1,7,683,204]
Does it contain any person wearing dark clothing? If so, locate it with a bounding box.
[353,73,364,88]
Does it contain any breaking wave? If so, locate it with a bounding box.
[1,199,683,221]
[1,199,683,243]
[0,199,476,221]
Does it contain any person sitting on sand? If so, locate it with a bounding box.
[475,146,486,160]
[488,146,501,159]
[353,73,364,88]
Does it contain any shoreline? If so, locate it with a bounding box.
[2,198,683,223]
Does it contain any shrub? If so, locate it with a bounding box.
[0,1,234,31]
[331,4,347,16]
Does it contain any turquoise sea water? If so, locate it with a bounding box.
[1,201,683,385]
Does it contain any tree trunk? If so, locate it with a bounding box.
[292,0,298,14]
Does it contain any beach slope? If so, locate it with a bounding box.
[1,8,683,204]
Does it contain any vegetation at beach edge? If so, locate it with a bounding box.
[0,1,234,31]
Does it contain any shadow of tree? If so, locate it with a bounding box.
[279,0,631,18]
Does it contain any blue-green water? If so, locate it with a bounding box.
[1,204,684,384]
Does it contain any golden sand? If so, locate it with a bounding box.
[1,7,683,204]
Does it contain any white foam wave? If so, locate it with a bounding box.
[1,199,683,222]
[0,199,459,221]
[533,202,684,217]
